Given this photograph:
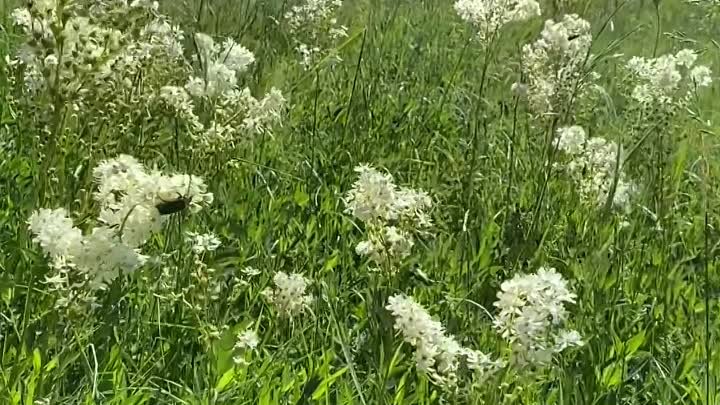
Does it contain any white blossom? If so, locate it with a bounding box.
[555,126,637,211]
[455,0,541,42]
[264,272,313,317]
[29,155,213,287]
[493,267,581,365]
[625,49,712,105]
[185,232,222,254]
[344,164,432,227]
[28,208,83,259]
[235,328,259,351]
[387,294,500,386]
[522,15,594,115]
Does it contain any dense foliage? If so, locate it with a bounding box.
[1,0,720,404]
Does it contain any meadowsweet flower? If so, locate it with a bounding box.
[186,232,222,254]
[625,49,712,106]
[235,328,260,351]
[493,267,581,365]
[344,165,398,223]
[98,204,162,248]
[286,0,343,32]
[555,126,637,211]
[73,226,148,285]
[171,33,284,149]
[28,208,83,258]
[241,266,261,277]
[93,156,213,247]
[554,329,584,351]
[555,125,587,155]
[344,164,432,227]
[383,226,415,260]
[355,239,382,262]
[30,155,213,287]
[690,65,713,87]
[219,38,255,72]
[187,33,256,98]
[387,294,500,386]
[233,326,259,365]
[140,20,185,59]
[344,164,433,269]
[394,187,433,227]
[160,86,194,114]
[675,49,698,67]
[455,0,541,42]
[355,225,415,265]
[285,0,346,68]
[240,87,287,134]
[264,272,313,317]
[522,14,594,116]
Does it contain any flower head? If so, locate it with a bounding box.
[493,267,581,365]
[387,294,500,386]
[186,232,222,254]
[455,0,541,42]
[264,271,313,317]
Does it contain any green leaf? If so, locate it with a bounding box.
[601,362,623,388]
[293,188,310,208]
[322,253,339,273]
[625,330,646,358]
[45,356,59,373]
[32,348,42,374]
[311,367,348,400]
[215,368,236,392]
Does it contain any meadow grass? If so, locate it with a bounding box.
[1,0,720,404]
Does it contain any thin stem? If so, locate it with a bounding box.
[652,2,661,57]
[700,130,712,405]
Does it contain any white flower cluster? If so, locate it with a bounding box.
[285,0,348,68]
[387,294,503,387]
[344,165,432,267]
[454,0,541,42]
[626,48,713,106]
[185,231,222,254]
[159,33,285,151]
[355,226,415,264]
[9,1,284,155]
[187,33,255,98]
[521,14,595,116]
[555,126,636,210]
[493,267,583,365]
[233,326,260,365]
[28,155,213,286]
[263,272,313,317]
[10,0,183,99]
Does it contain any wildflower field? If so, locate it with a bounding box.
[2,0,720,403]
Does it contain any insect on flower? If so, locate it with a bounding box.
[155,195,192,215]
[567,34,581,41]
[155,177,193,216]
